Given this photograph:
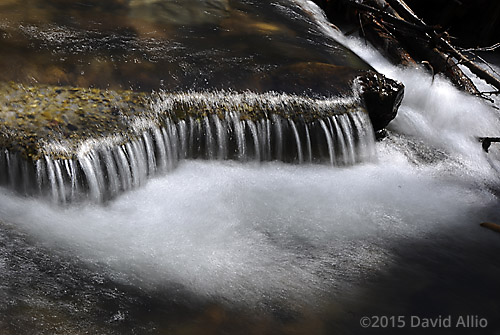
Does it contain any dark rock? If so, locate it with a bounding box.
[357,71,404,131]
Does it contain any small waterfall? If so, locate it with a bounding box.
[0,91,376,203]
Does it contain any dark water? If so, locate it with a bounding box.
[0,0,369,95]
[2,159,500,335]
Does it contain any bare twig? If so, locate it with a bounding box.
[346,1,435,32]
[437,39,500,92]
[421,60,435,83]
[460,43,500,53]
[327,0,497,94]
[358,13,367,43]
[461,51,500,79]
[480,222,500,232]
[474,90,500,95]
[384,0,423,25]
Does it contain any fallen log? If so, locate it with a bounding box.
[437,39,500,93]
[348,1,432,33]
[384,0,421,25]
[404,0,500,48]
[314,0,500,95]
[358,11,416,66]
[386,0,500,92]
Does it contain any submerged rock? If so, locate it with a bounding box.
[0,0,404,201]
[0,82,148,160]
[128,0,230,26]
[0,82,381,202]
[0,83,370,154]
[0,73,400,160]
[0,0,401,94]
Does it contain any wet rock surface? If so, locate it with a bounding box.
[0,0,398,95]
[0,83,378,202]
[0,81,370,160]
[0,0,404,201]
[357,71,405,131]
[0,82,148,160]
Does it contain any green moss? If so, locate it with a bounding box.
[0,82,368,161]
[0,82,150,159]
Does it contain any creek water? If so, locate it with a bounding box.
[1,1,500,335]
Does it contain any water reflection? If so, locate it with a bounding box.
[0,0,369,93]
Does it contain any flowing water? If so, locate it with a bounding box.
[1,1,500,335]
[2,91,375,203]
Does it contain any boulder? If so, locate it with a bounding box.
[0,0,404,201]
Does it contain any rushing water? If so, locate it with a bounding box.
[2,1,500,335]
[1,91,375,203]
[31,106,374,203]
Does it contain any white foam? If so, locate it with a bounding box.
[0,148,498,307]
[1,0,500,310]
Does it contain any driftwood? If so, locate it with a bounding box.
[358,13,415,66]
[480,222,500,234]
[314,0,500,95]
[438,40,500,92]
[384,0,500,93]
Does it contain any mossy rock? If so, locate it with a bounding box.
[0,82,149,160]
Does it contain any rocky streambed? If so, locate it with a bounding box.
[0,0,404,201]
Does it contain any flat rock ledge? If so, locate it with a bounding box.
[0,71,403,161]
[0,71,403,202]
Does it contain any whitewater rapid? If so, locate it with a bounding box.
[1,2,500,328]
[1,57,500,308]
